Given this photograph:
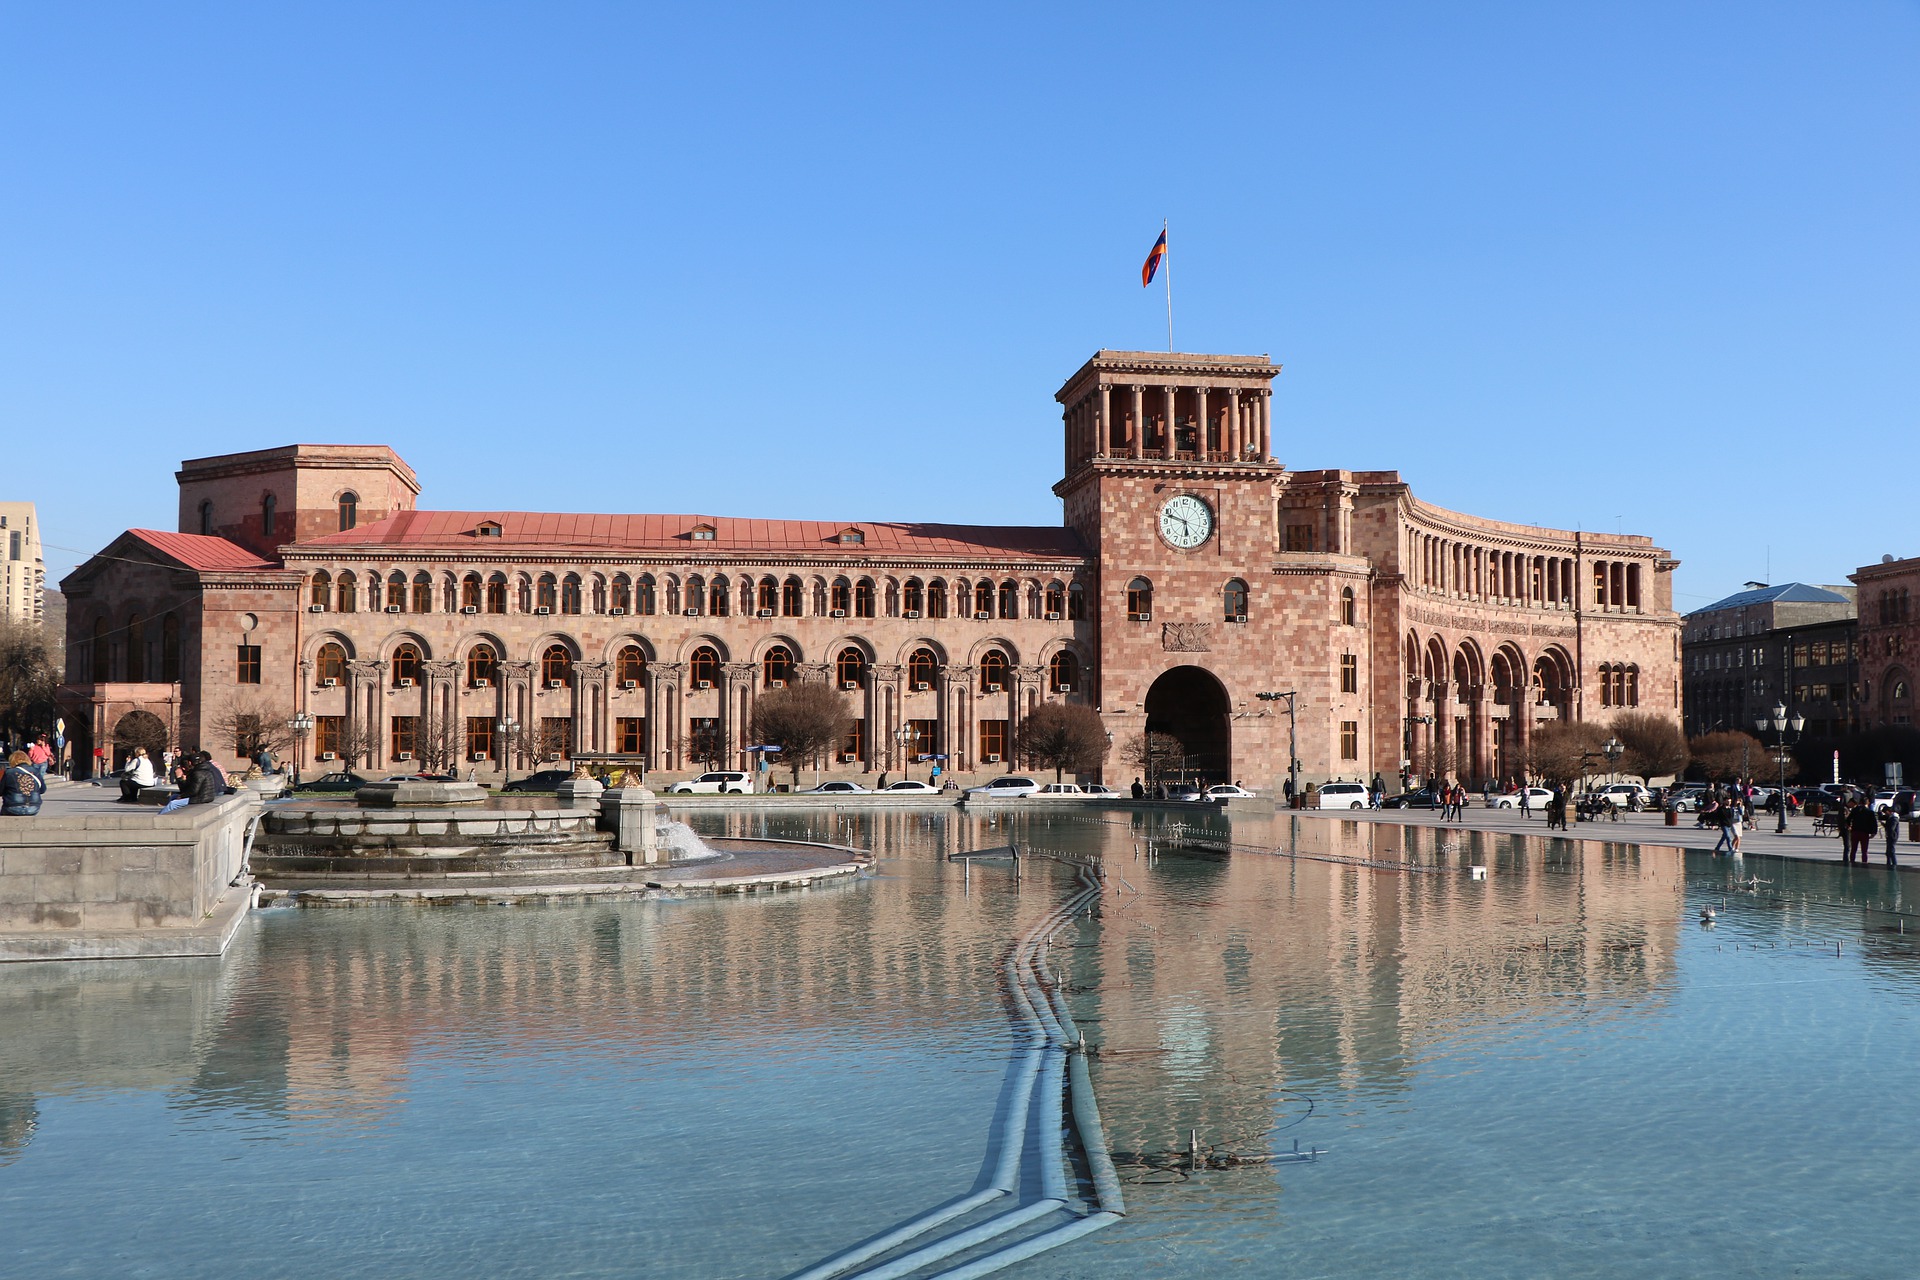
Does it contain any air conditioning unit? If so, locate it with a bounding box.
[463,605,479,615]
[545,753,562,762]
[984,683,1002,693]
[1137,612,1153,621]
[473,678,492,688]
[308,604,326,613]
[903,610,921,619]
[696,680,713,690]
[621,679,638,689]
[914,681,930,691]
[471,751,490,761]
[321,677,337,688]
[1230,613,1247,623]
[831,608,846,618]
[768,679,786,689]
[318,751,337,761]
[385,604,402,614]
[609,606,627,616]
[841,681,858,690]
[757,608,774,618]
[1045,611,1061,621]
[841,753,857,762]
[534,606,551,616]
[547,679,565,689]
[985,754,1001,763]
[395,752,413,761]
[1056,684,1073,693]
[684,608,700,617]
[397,677,414,688]
[975,611,992,620]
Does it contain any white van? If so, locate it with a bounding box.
[1316,782,1369,810]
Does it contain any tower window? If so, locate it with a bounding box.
[1127,577,1153,621]
[338,492,358,532]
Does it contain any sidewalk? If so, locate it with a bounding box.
[1295,803,1910,868]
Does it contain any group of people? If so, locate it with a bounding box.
[1838,797,1900,867]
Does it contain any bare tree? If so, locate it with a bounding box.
[206,693,295,764]
[1609,711,1689,784]
[1526,720,1609,787]
[749,681,852,789]
[1016,703,1109,783]
[338,718,384,773]
[1688,730,1765,783]
[686,719,724,772]
[1120,731,1183,786]
[414,712,466,776]
[0,618,57,743]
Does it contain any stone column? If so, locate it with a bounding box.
[1194,386,1209,460]
[1097,384,1111,457]
[652,661,683,771]
[1258,389,1272,460]
[723,661,755,768]
[1129,385,1144,459]
[574,660,609,755]
[501,660,533,771]
[871,663,903,771]
[1163,386,1177,459]
[423,659,459,768]
[940,665,972,772]
[347,659,383,770]
[1227,388,1242,459]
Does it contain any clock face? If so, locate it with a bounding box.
[1158,495,1214,549]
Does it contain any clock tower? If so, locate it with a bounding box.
[1053,350,1296,788]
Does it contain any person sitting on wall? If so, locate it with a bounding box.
[186,752,227,805]
[118,746,158,803]
[3,751,44,816]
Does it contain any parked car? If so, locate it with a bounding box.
[966,776,1042,798]
[1205,784,1257,800]
[1082,783,1118,796]
[298,771,370,794]
[665,770,755,795]
[1315,781,1370,810]
[881,779,941,794]
[501,769,574,793]
[1167,784,1205,802]
[1665,785,1709,812]
[1596,783,1651,809]
[1382,788,1443,809]
[1036,783,1086,796]
[805,780,869,794]
[1488,787,1554,810]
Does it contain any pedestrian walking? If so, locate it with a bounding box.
[1711,802,1736,855]
[1847,801,1878,865]
[26,734,52,785]
[1883,806,1901,867]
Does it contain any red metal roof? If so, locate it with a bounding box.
[295,510,1086,561]
[127,529,277,571]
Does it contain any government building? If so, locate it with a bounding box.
[58,349,1682,791]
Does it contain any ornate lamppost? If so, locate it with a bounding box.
[496,716,519,788]
[1755,702,1804,833]
[286,712,313,787]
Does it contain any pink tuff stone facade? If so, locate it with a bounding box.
[59,350,1682,791]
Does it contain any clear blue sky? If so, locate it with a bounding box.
[6,2,1916,614]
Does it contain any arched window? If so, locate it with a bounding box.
[392,644,422,687]
[836,647,867,688]
[560,574,582,615]
[763,645,796,686]
[517,574,534,613]
[998,580,1018,620]
[611,574,632,613]
[904,579,924,616]
[1223,578,1249,621]
[461,574,482,611]
[125,614,145,682]
[541,645,573,688]
[979,649,1010,692]
[975,581,994,617]
[709,577,729,616]
[927,580,949,619]
[387,571,407,611]
[261,494,277,539]
[198,500,213,537]
[783,577,803,617]
[317,642,348,684]
[1049,650,1080,693]
[1044,581,1065,618]
[466,644,498,687]
[310,571,331,609]
[91,618,110,681]
[1340,586,1357,626]
[855,578,876,619]
[337,492,358,532]
[486,573,508,614]
[161,615,180,682]
[412,571,433,613]
[337,573,357,612]
[664,576,681,615]
[1624,665,1640,707]
[831,577,852,614]
[689,646,721,688]
[537,574,558,613]
[908,648,939,689]
[1067,583,1085,621]
[1027,581,1042,617]
[1598,664,1614,708]
[616,644,646,687]
[1127,577,1153,621]
[590,574,607,614]
[636,574,656,615]
[756,578,777,614]
[884,578,899,617]
[685,575,706,617]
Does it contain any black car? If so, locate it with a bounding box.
[299,771,370,794]
[501,769,573,793]
[1380,788,1443,809]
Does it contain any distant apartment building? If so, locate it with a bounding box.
[1681,582,1858,739]
[0,502,45,625]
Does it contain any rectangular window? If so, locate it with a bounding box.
[843,718,865,761]
[390,715,419,760]
[1793,644,1809,668]
[616,717,645,754]
[466,717,495,761]
[236,644,261,684]
[1811,684,1831,701]
[1810,641,1829,666]
[1794,685,1809,704]
[1285,523,1317,552]
[1340,721,1359,760]
[315,716,344,760]
[7,532,18,560]
[539,717,572,760]
[1340,654,1358,694]
[979,719,1008,762]
[908,719,938,760]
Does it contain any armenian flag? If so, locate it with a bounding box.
[1141,229,1167,286]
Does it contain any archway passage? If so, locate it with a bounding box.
[112,709,168,772]
[1144,666,1231,785]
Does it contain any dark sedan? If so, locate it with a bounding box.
[298,771,370,794]
[1380,788,1443,809]
[501,769,573,793]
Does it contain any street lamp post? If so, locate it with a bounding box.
[1604,736,1622,781]
[895,725,914,780]
[285,712,314,787]
[1756,702,1804,834]
[496,716,519,788]
[1256,691,1299,803]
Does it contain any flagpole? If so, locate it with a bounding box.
[1163,219,1173,352]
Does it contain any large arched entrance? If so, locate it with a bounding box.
[1144,666,1231,785]
[111,710,168,772]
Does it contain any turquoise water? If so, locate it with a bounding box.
[4,810,1919,1278]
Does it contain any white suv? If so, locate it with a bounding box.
[967,776,1042,798]
[666,771,754,795]
[1597,783,1651,808]
[1316,782,1369,810]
